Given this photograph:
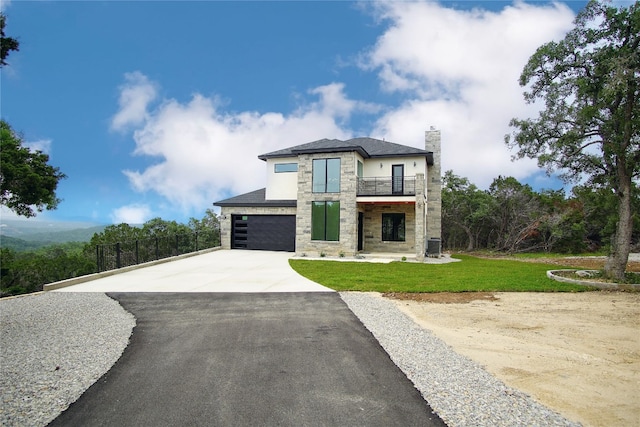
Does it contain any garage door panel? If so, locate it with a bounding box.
[232,215,295,252]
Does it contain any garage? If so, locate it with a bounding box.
[232,215,296,252]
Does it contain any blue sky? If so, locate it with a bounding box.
[1,0,604,225]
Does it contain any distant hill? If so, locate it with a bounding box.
[17,225,107,243]
[0,235,47,252]
[0,219,107,250]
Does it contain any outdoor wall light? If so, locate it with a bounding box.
[380,163,383,168]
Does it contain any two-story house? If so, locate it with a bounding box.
[214,129,442,260]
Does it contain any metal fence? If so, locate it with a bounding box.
[95,231,220,273]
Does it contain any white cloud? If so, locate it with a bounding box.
[308,83,381,121]
[25,138,52,155]
[363,1,576,188]
[110,71,158,132]
[112,1,580,217]
[113,77,360,213]
[1,205,25,220]
[110,204,152,225]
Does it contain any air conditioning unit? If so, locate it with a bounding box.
[426,238,441,257]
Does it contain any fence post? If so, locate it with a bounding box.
[135,240,139,265]
[116,242,121,269]
[176,235,180,255]
[96,245,100,273]
[195,232,198,252]
[155,237,159,260]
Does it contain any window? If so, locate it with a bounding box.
[274,163,298,173]
[382,213,405,241]
[357,160,363,178]
[392,164,404,195]
[312,158,340,193]
[311,201,340,241]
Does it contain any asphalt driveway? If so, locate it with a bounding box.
[48,293,445,427]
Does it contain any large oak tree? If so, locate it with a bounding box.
[0,120,66,217]
[1,12,19,66]
[506,0,639,280]
[1,14,66,218]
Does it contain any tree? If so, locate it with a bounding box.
[506,1,639,280]
[487,176,542,253]
[0,120,67,217]
[88,223,145,247]
[142,217,191,237]
[0,12,19,67]
[535,189,588,253]
[441,171,493,251]
[188,208,220,233]
[1,16,65,217]
[188,209,221,248]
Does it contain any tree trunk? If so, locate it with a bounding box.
[463,224,474,251]
[604,173,632,281]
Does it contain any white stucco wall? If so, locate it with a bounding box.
[265,157,298,200]
[362,156,426,178]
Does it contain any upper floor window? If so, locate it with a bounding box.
[312,158,340,193]
[274,163,298,173]
[357,160,363,178]
[392,164,404,195]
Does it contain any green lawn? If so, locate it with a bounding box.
[289,254,593,293]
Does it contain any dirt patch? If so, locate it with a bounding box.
[384,291,499,304]
[387,291,640,427]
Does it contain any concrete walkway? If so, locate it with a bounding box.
[53,250,331,293]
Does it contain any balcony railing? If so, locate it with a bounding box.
[357,176,416,196]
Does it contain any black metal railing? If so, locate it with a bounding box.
[95,231,220,273]
[357,176,416,196]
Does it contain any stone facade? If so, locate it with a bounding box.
[360,203,416,253]
[414,172,426,261]
[425,129,442,255]
[295,152,358,257]
[219,206,297,250]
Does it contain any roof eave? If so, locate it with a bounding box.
[214,200,297,208]
[257,153,298,161]
[291,146,370,158]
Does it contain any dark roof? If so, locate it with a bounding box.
[258,137,433,164]
[213,188,297,208]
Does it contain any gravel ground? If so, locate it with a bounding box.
[0,293,135,427]
[340,292,581,427]
[2,291,579,427]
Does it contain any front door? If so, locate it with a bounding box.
[392,164,404,195]
[357,212,364,251]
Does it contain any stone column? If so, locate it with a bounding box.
[415,173,425,261]
[425,128,442,256]
[219,207,231,250]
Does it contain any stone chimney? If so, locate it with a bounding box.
[425,127,442,256]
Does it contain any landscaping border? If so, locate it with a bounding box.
[547,269,640,290]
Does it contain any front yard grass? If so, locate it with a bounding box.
[289,254,592,293]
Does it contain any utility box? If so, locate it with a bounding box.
[426,238,441,257]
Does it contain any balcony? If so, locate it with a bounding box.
[357,176,416,196]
